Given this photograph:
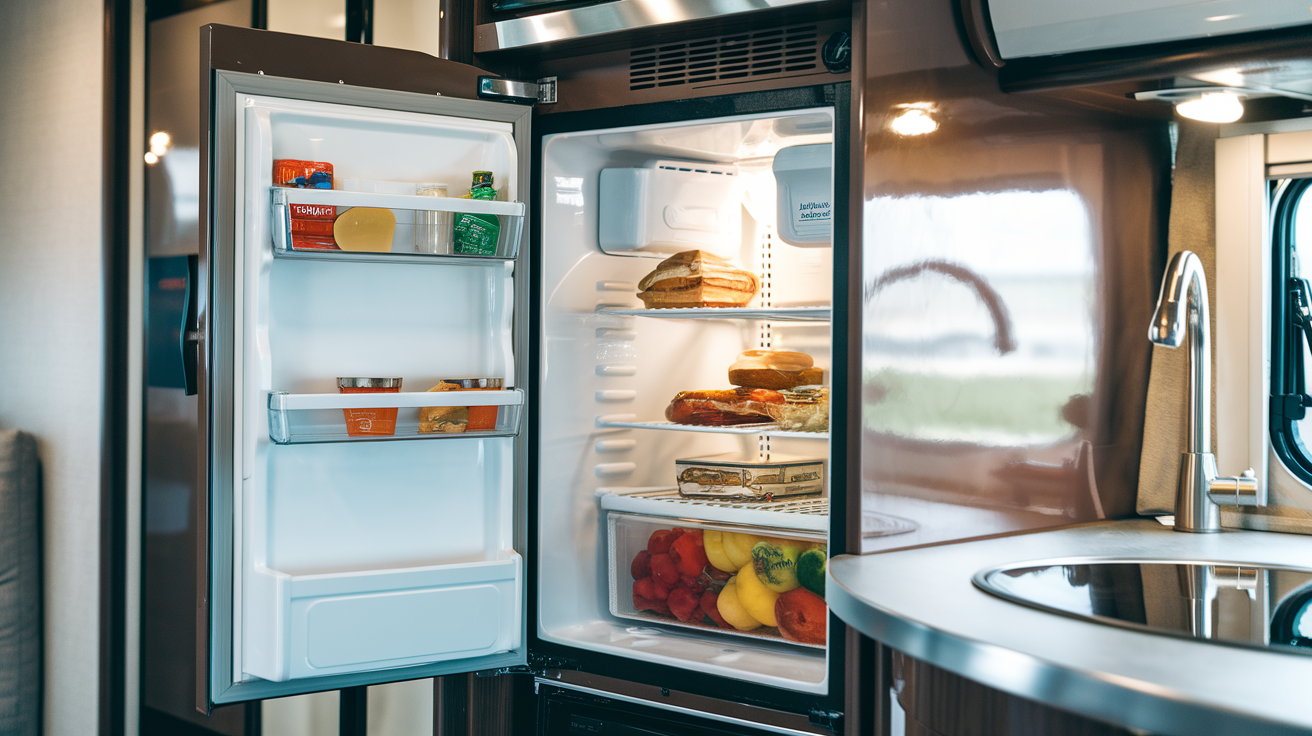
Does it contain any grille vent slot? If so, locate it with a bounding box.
[629,24,821,91]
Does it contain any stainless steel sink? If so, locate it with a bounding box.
[974,560,1312,654]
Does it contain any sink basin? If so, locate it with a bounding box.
[974,560,1312,654]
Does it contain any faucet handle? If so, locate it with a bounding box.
[1208,470,1260,507]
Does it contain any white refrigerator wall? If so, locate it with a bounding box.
[537,110,834,694]
[232,95,523,683]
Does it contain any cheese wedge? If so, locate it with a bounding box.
[333,207,396,252]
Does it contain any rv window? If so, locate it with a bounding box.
[1270,177,1312,483]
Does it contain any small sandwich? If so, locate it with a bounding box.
[728,350,824,390]
[636,250,758,309]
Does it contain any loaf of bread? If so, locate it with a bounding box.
[728,349,824,390]
[418,382,469,434]
[637,250,758,309]
[664,388,784,426]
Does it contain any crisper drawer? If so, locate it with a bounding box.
[607,512,828,649]
[244,553,522,681]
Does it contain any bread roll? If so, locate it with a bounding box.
[728,350,823,390]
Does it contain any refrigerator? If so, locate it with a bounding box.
[165,22,854,728]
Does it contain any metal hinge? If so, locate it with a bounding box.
[477,75,557,105]
[476,652,579,678]
[808,709,844,732]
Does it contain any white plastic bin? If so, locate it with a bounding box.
[597,161,741,259]
[772,144,832,246]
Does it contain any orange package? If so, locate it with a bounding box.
[275,160,338,250]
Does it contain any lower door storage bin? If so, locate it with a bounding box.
[245,553,522,681]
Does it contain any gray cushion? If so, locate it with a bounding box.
[0,430,40,736]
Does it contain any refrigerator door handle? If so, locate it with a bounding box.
[182,253,200,396]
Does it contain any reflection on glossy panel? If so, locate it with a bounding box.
[857,1,1169,552]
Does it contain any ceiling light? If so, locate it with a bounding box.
[1175,92,1245,123]
[144,151,158,165]
[891,108,938,136]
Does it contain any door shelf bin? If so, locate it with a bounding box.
[268,389,524,444]
[271,187,525,262]
[607,512,828,650]
[245,553,522,682]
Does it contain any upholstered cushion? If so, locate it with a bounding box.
[0,429,40,736]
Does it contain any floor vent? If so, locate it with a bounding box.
[628,24,821,91]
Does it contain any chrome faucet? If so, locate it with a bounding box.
[1149,250,1261,532]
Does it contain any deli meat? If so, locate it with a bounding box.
[664,388,784,426]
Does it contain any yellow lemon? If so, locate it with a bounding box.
[734,562,780,627]
[703,531,738,573]
[716,580,761,631]
[722,532,765,570]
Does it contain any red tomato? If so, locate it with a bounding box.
[631,550,651,580]
[669,529,709,577]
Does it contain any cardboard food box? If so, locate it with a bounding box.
[675,453,824,501]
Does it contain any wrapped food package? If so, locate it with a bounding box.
[766,387,829,433]
[637,250,758,309]
[675,453,824,500]
[664,388,783,426]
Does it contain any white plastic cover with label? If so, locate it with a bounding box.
[773,144,832,247]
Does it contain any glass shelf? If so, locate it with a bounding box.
[596,305,830,322]
[267,389,524,444]
[270,187,525,264]
[598,486,829,532]
[596,418,828,440]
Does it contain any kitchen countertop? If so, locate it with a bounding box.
[827,518,1312,736]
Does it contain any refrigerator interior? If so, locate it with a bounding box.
[230,94,525,683]
[538,109,835,694]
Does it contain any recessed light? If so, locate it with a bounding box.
[1176,92,1245,123]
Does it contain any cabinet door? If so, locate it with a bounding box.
[194,24,532,708]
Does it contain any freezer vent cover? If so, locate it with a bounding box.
[628,24,821,91]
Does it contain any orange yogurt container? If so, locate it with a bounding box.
[337,377,402,436]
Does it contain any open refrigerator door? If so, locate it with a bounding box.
[536,107,878,700]
[202,66,534,704]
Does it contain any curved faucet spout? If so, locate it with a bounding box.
[1147,250,1260,532]
[1149,251,1210,455]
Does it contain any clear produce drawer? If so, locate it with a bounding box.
[267,389,524,444]
[607,512,828,649]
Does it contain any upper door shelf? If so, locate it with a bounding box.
[270,187,525,264]
[596,305,830,322]
[268,389,524,444]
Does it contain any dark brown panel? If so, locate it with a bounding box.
[854,0,1168,553]
[433,673,534,736]
[438,0,474,64]
[892,652,1138,736]
[529,18,850,114]
[542,670,833,735]
[203,24,489,101]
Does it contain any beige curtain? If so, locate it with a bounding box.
[1137,121,1221,515]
